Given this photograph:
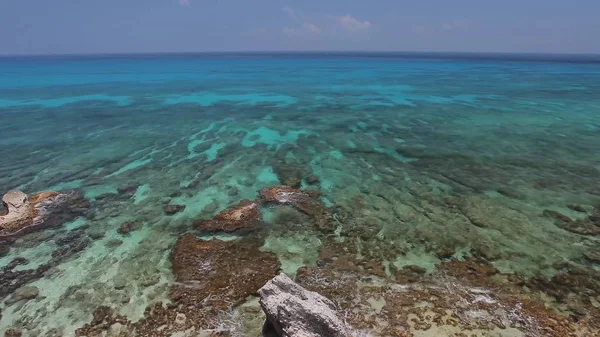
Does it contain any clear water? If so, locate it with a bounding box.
[1,53,600,335]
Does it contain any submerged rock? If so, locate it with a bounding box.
[305,175,320,185]
[435,246,455,259]
[0,189,90,241]
[272,162,312,189]
[51,230,90,260]
[4,328,22,337]
[258,274,352,337]
[86,227,106,240]
[227,187,239,196]
[567,204,586,213]
[118,221,142,235]
[117,184,138,196]
[195,199,262,233]
[105,239,123,248]
[259,186,334,232]
[13,231,54,248]
[584,250,600,264]
[0,245,9,257]
[5,285,39,305]
[164,204,186,215]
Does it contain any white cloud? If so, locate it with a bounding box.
[303,23,321,34]
[281,8,321,37]
[282,7,298,21]
[178,0,190,7]
[339,15,372,32]
[281,9,372,37]
[414,20,470,35]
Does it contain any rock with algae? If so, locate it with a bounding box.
[258,273,352,337]
[544,208,600,236]
[259,186,334,232]
[170,233,280,308]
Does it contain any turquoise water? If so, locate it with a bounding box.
[1,53,600,336]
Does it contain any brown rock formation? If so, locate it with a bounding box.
[195,199,262,233]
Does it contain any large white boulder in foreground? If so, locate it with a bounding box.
[258,273,352,337]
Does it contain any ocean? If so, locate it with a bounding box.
[1,53,599,336]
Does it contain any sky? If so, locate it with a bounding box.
[0,0,599,55]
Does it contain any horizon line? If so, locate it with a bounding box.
[1,50,600,58]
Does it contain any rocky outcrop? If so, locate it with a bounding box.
[259,186,334,232]
[258,274,352,337]
[0,190,90,241]
[1,190,33,232]
[195,199,262,233]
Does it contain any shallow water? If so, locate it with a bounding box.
[1,53,600,336]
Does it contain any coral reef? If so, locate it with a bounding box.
[195,199,262,233]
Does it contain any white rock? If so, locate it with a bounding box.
[258,273,351,337]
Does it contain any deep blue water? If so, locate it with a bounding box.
[1,53,600,335]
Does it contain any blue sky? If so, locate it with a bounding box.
[0,0,598,55]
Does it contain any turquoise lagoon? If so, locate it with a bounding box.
[0,53,600,336]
